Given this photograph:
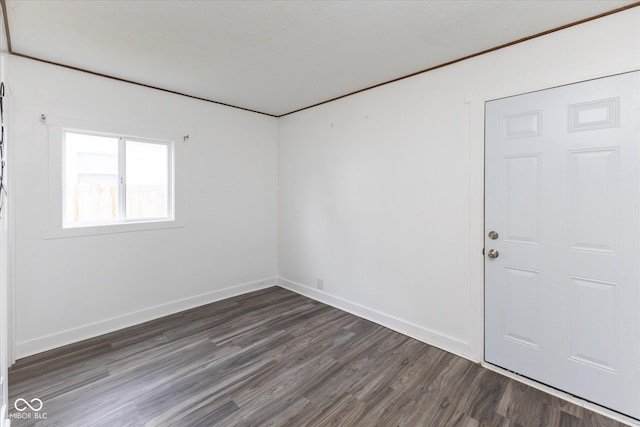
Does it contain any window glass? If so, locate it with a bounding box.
[126,140,169,220]
[62,131,172,228]
[64,132,119,225]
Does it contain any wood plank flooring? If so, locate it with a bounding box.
[8,287,630,426]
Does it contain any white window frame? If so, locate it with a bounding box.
[46,116,185,239]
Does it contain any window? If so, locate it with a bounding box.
[63,130,173,228]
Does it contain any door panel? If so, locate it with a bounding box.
[567,276,617,371]
[502,266,540,348]
[505,154,540,244]
[567,148,619,253]
[485,71,640,419]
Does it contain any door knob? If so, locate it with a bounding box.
[487,249,499,259]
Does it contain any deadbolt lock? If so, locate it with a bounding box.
[488,231,499,240]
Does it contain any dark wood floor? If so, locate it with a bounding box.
[8,287,629,426]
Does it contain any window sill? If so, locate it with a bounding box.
[44,218,186,239]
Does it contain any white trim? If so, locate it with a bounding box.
[1,403,9,427]
[44,218,186,239]
[15,277,277,358]
[483,362,640,427]
[276,277,474,362]
[6,73,15,368]
[466,99,485,363]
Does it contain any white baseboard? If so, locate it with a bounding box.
[15,277,277,358]
[276,277,474,362]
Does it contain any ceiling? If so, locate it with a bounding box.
[4,0,638,116]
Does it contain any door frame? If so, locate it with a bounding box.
[0,49,12,427]
[465,67,640,426]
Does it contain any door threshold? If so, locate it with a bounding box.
[481,361,639,427]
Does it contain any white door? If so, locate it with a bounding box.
[485,71,640,419]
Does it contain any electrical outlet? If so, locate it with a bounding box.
[316,278,324,290]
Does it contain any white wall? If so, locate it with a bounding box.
[11,57,279,357]
[278,8,640,361]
